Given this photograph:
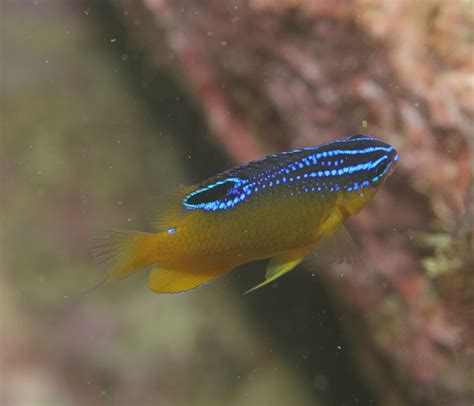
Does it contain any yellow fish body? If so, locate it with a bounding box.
[93,135,398,293]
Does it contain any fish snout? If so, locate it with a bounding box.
[386,147,399,177]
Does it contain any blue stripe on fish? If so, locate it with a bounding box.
[183,135,398,212]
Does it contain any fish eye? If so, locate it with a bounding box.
[373,157,390,178]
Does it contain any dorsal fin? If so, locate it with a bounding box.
[198,147,319,184]
[348,134,371,140]
[152,185,198,231]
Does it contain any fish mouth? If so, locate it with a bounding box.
[387,151,399,177]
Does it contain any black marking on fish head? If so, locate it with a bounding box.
[183,177,247,211]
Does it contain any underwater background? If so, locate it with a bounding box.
[1,1,473,405]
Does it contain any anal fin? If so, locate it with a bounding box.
[244,247,309,294]
[148,264,231,294]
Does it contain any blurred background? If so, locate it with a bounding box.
[1,1,473,405]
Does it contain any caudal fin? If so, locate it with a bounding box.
[91,230,160,285]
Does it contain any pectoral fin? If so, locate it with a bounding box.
[244,247,309,294]
[308,224,360,266]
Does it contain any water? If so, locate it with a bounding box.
[2,1,472,405]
